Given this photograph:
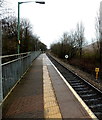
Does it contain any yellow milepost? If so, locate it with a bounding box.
[95,68,99,73]
[95,68,99,80]
[96,73,98,80]
[43,66,62,119]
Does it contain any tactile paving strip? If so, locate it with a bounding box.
[43,66,62,118]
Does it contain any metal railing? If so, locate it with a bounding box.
[1,51,41,99]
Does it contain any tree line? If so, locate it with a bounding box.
[50,22,85,59]
[50,20,102,77]
[2,16,47,55]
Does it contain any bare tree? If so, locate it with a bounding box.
[0,0,4,7]
[50,31,79,59]
[75,22,85,58]
[95,12,100,54]
[94,10,102,78]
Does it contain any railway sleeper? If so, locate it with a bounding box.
[89,103,102,109]
[85,100,102,107]
[94,111,102,118]
[71,84,87,88]
[68,80,81,83]
[81,93,97,98]
[74,87,89,91]
[69,83,84,86]
[78,90,93,94]
[84,98,102,102]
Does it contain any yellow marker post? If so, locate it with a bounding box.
[95,68,99,80]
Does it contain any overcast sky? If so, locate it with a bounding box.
[5,0,102,48]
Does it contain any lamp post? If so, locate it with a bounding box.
[0,14,2,120]
[0,18,2,117]
[17,1,45,54]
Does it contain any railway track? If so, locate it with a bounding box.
[47,53,102,120]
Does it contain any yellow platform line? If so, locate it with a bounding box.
[43,66,62,119]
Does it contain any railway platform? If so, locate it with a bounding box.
[2,54,96,119]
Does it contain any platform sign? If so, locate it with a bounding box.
[65,55,68,59]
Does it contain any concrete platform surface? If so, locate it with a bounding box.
[2,54,95,119]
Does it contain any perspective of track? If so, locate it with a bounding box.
[47,53,102,120]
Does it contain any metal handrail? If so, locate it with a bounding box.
[1,51,41,100]
[1,52,31,58]
[2,53,30,66]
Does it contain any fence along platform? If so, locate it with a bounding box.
[0,51,41,105]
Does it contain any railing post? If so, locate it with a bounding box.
[0,17,2,119]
